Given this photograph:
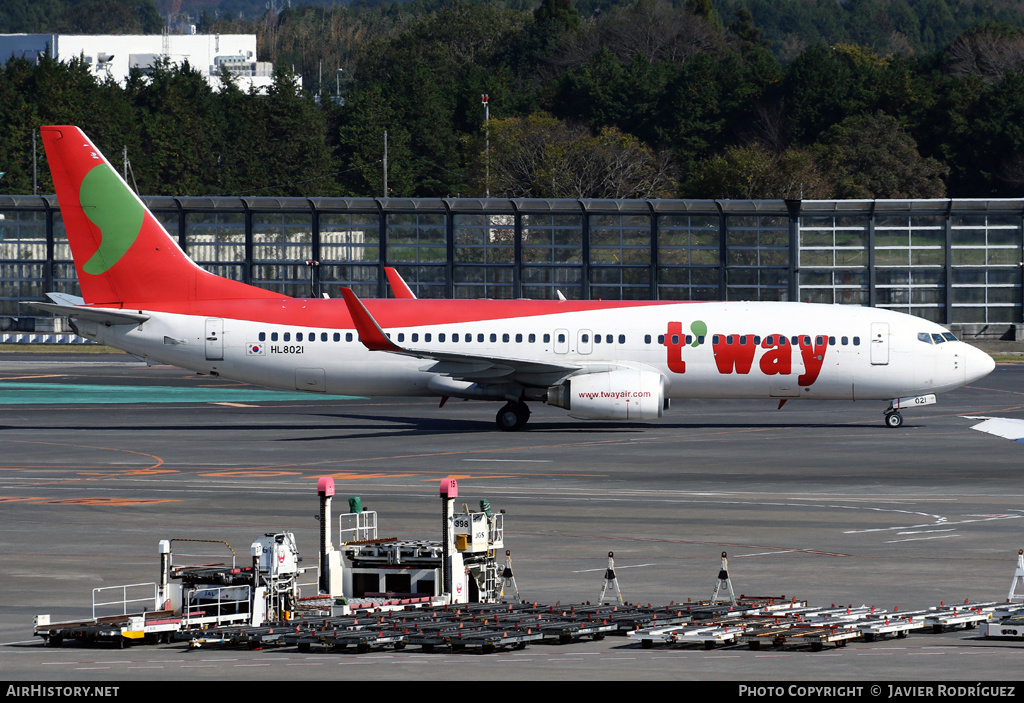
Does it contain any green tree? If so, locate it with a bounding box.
[485,113,676,198]
[125,59,223,196]
[533,0,581,31]
[59,0,163,34]
[813,112,948,198]
[259,69,336,197]
[334,83,414,197]
[686,142,829,199]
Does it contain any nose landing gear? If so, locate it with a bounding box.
[883,393,936,428]
[884,410,903,428]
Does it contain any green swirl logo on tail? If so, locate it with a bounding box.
[79,164,145,276]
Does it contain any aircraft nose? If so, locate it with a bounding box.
[965,344,996,383]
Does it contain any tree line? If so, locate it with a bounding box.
[3,0,1024,200]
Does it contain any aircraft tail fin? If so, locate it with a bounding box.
[40,126,281,306]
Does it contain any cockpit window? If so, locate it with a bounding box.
[917,332,933,344]
[931,333,945,344]
[942,332,957,342]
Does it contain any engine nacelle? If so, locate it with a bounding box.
[547,368,665,420]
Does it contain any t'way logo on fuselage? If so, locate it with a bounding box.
[663,323,830,387]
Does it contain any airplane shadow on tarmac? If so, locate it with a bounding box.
[269,411,893,441]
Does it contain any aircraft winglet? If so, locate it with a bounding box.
[385,267,417,299]
[339,288,403,352]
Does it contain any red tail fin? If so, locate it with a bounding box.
[41,126,281,306]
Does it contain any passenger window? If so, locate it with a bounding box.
[346,332,353,342]
[543,334,550,343]
[752,336,760,345]
[816,336,824,346]
[453,333,460,342]
[828,336,835,345]
[853,337,860,345]
[321,333,328,342]
[594,334,601,344]
[515,333,522,343]
[841,336,848,345]
[259,332,266,341]
[557,333,565,343]
[618,334,625,344]
[271,332,278,342]
[502,333,509,343]
[529,334,536,343]
[490,333,497,343]
[283,332,291,342]
[477,333,484,343]
[658,335,665,344]
[713,335,720,344]
[439,333,446,342]
[425,333,432,342]
[582,334,589,343]
[411,333,419,342]
[765,335,774,345]
[397,333,405,342]
[671,335,679,345]
[296,333,303,342]
[644,335,652,344]
[333,333,341,342]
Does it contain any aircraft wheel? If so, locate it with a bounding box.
[496,401,530,431]
[884,411,903,428]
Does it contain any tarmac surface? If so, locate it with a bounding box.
[1,349,1023,684]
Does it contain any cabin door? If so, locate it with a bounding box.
[870,322,889,365]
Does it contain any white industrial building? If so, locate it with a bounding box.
[0,33,285,92]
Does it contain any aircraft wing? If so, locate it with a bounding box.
[963,416,1024,444]
[339,288,581,385]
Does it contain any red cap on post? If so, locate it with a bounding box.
[439,478,458,498]
[317,477,335,497]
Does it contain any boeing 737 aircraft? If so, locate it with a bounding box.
[35,125,996,431]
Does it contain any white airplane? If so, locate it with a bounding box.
[35,125,996,431]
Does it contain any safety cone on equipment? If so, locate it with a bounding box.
[599,551,624,605]
[1008,549,1024,603]
[500,550,520,603]
[711,551,737,605]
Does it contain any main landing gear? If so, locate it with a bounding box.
[496,401,530,431]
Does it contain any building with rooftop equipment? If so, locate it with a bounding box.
[0,33,285,93]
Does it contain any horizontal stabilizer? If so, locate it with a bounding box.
[30,300,150,326]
